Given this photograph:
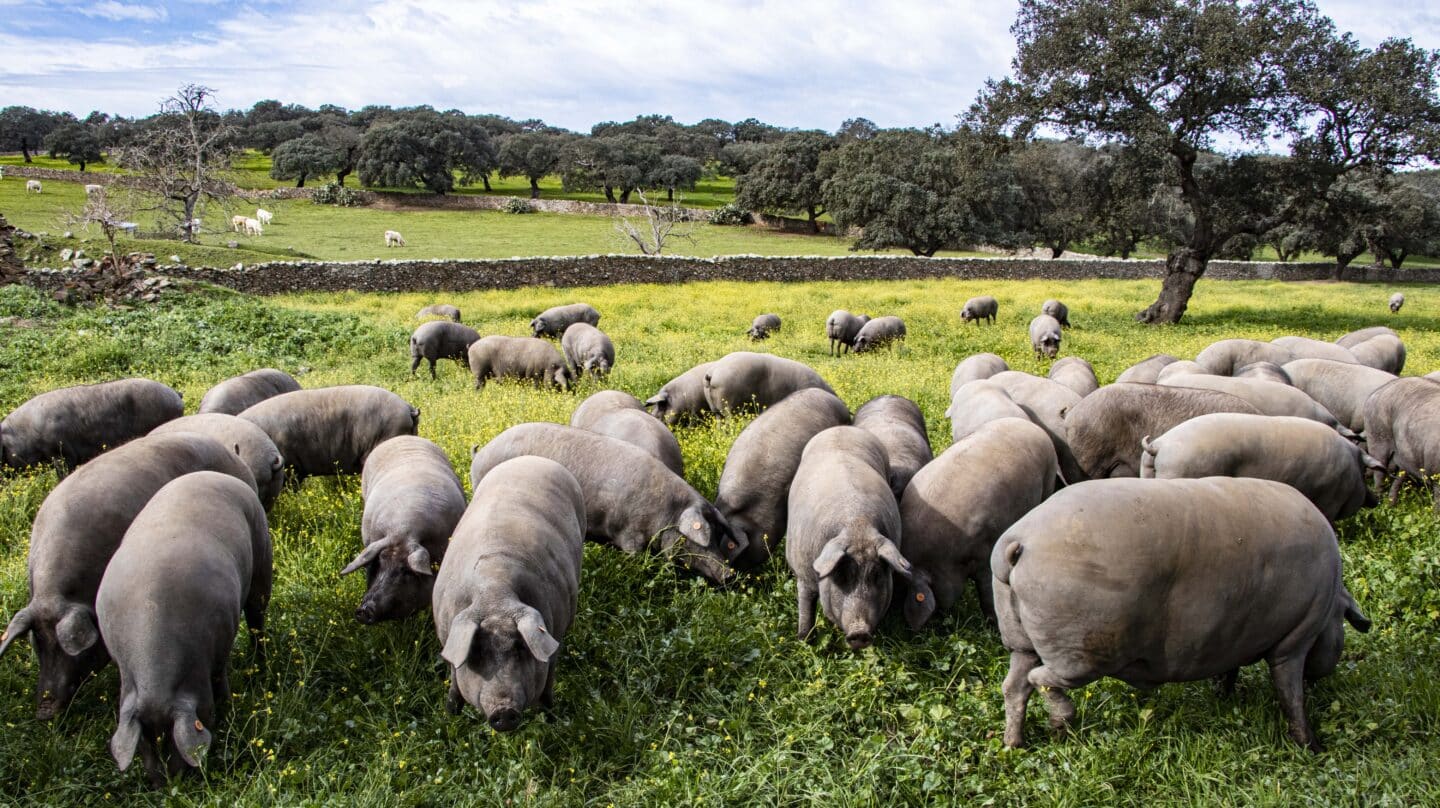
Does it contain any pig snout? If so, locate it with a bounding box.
[355,602,380,625]
[845,629,874,650]
[488,707,522,732]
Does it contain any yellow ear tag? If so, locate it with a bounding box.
[915,593,926,603]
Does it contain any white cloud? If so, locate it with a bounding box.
[81,1,168,22]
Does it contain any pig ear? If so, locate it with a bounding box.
[0,607,33,657]
[340,541,386,576]
[110,705,141,771]
[1361,452,1387,473]
[441,608,482,668]
[903,578,937,630]
[877,539,915,581]
[172,710,212,767]
[678,505,712,547]
[405,546,433,576]
[515,607,560,663]
[55,606,98,656]
[644,392,668,413]
[813,537,849,579]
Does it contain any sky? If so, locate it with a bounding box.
[0,0,1437,132]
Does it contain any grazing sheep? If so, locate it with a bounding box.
[852,316,907,353]
[84,184,103,196]
[242,217,263,237]
[255,208,273,226]
[238,385,420,482]
[26,179,41,193]
[1047,357,1098,397]
[467,336,572,391]
[561,323,616,377]
[1,378,184,474]
[569,390,684,476]
[230,215,248,232]
[748,313,782,340]
[703,351,835,414]
[1040,299,1070,327]
[645,361,719,425]
[1064,383,1260,478]
[409,321,482,379]
[531,303,600,338]
[100,472,271,786]
[150,414,286,509]
[199,369,302,416]
[949,353,1009,398]
[1114,353,1180,385]
[960,296,998,325]
[993,477,1370,751]
[384,230,406,247]
[417,304,462,322]
[1283,358,1396,434]
[853,395,932,500]
[1389,292,1405,313]
[1028,315,1062,360]
[825,310,870,355]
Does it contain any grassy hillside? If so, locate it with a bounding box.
[2,277,1439,804]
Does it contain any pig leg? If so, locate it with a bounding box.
[1002,650,1040,748]
[541,661,557,711]
[1212,668,1240,697]
[1027,664,1088,736]
[445,675,464,716]
[1387,474,1404,505]
[796,581,818,640]
[973,572,997,623]
[138,736,166,789]
[244,590,269,671]
[410,353,422,377]
[1269,655,1320,752]
[428,358,438,380]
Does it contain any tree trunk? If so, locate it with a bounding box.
[296,173,306,188]
[666,187,674,202]
[603,185,616,204]
[77,160,86,172]
[182,198,198,244]
[1334,248,1362,280]
[619,188,632,204]
[1390,250,1408,270]
[481,174,492,191]
[1136,250,1205,324]
[336,168,350,187]
[529,177,540,199]
[21,138,31,163]
[1050,245,1064,259]
[807,206,821,233]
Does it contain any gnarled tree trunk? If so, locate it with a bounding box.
[1136,249,1205,324]
[529,178,540,199]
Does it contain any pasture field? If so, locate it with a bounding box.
[3,277,1440,805]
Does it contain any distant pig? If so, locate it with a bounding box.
[1389,292,1405,314]
[853,395,932,500]
[417,303,462,322]
[2,378,183,474]
[960,295,998,326]
[748,313,782,340]
[826,310,870,355]
[703,351,834,415]
[1040,299,1070,327]
[1028,315,1062,359]
[343,437,466,624]
[570,390,684,476]
[198,369,301,416]
[561,323,615,378]
[100,472,271,786]
[150,414,285,509]
[467,335,572,390]
[531,303,600,338]
[786,426,926,648]
[645,361,719,425]
[410,321,482,379]
[852,316,906,353]
[435,456,583,731]
[0,433,257,720]
[238,385,419,482]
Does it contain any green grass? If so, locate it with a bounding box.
[2,277,1440,804]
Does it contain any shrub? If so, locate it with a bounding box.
[312,182,363,207]
[504,198,536,215]
[708,203,752,226]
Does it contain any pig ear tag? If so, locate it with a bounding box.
[194,720,204,731]
[692,522,702,531]
[915,593,926,603]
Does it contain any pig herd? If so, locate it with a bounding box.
[0,294,1428,786]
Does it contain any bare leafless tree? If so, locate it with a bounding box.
[61,187,134,271]
[116,84,238,243]
[613,191,696,255]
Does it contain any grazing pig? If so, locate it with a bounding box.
[410,321,482,379]
[0,434,257,720]
[1390,292,1405,313]
[960,295,998,326]
[714,389,850,570]
[1283,358,1395,434]
[1040,299,1070,327]
[561,323,615,378]
[467,335,572,390]
[993,477,1370,751]
[570,390,684,476]
[900,418,1056,628]
[2,378,183,474]
[1194,339,1295,376]
[787,427,924,647]
[1028,315,1062,360]
[343,437,466,624]
[1155,360,1211,382]
[434,456,583,730]
[1270,336,1357,364]
[1141,414,1382,521]
[853,395,932,500]
[1047,357,1097,397]
[1347,333,1406,375]
[238,385,419,482]
[946,380,1029,443]
[198,369,301,416]
[703,351,835,415]
[826,310,870,355]
[1336,325,1398,349]
[1064,383,1260,478]
[1234,361,1292,385]
[645,361,719,425]
[1361,377,1440,505]
[417,303,462,322]
[852,316,907,353]
[530,303,600,338]
[748,313,782,340]
[470,423,745,584]
[987,371,1085,485]
[949,352,1009,398]
[150,414,285,509]
[1159,374,1352,434]
[100,472,271,786]
[1114,353,1179,385]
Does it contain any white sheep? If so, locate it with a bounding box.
[26,179,42,193]
[84,184,104,196]
[231,215,248,232]
[256,208,273,226]
[385,230,406,247]
[243,217,263,237]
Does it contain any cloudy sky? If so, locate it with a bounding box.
[1,1,1437,131]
